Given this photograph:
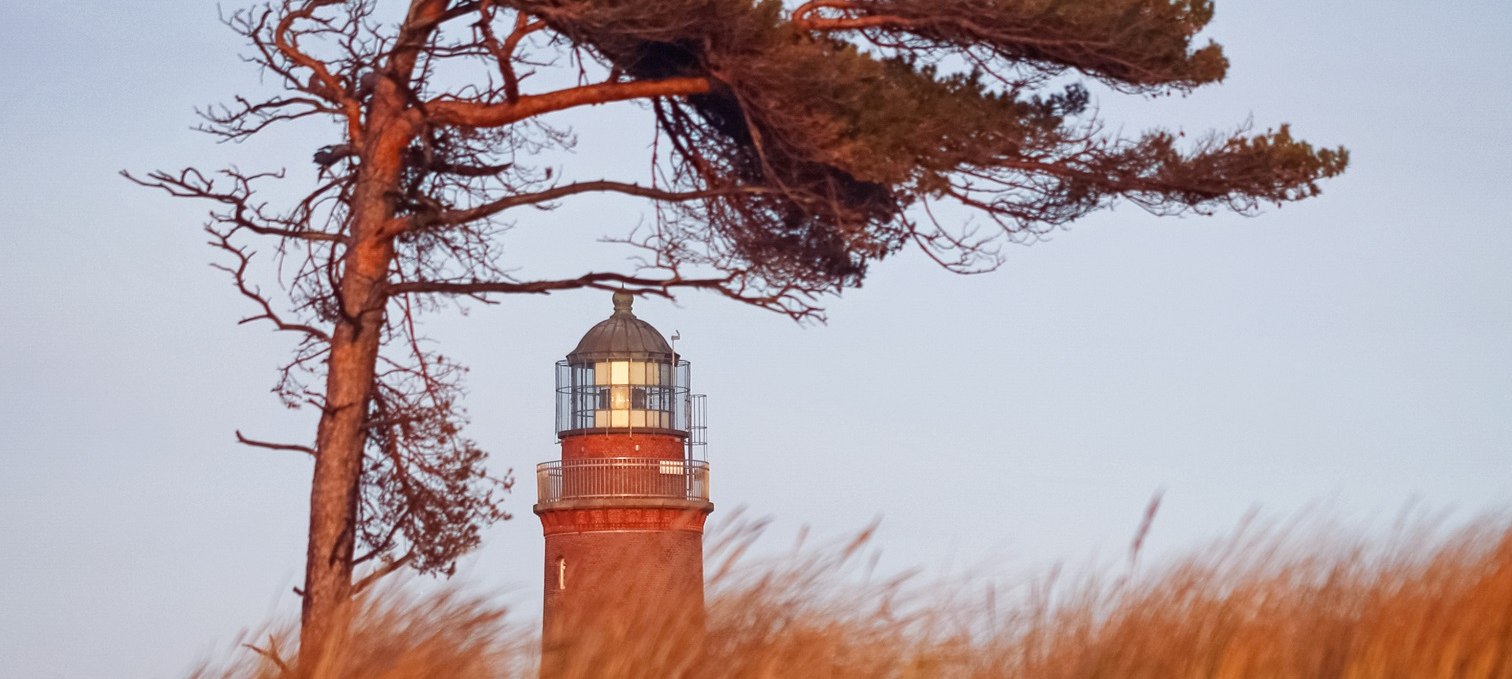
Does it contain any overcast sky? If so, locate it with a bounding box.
[2,2,1510,677]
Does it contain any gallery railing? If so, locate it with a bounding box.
[536,458,710,505]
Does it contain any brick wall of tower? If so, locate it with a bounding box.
[542,528,707,628]
[560,432,685,461]
[538,512,709,675]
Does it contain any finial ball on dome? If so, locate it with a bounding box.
[612,290,634,314]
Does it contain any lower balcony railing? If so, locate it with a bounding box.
[536,457,710,505]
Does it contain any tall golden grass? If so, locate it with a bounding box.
[195,512,1512,679]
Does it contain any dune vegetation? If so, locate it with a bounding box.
[195,512,1512,679]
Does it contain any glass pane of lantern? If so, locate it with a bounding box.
[610,409,629,427]
[574,387,590,417]
[629,410,646,428]
[594,362,608,385]
[610,361,629,385]
[610,386,631,410]
[629,361,646,385]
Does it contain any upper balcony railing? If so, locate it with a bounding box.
[536,458,711,505]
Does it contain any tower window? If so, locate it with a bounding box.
[557,557,567,590]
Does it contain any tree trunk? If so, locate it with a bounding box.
[296,116,413,674]
[294,5,450,670]
[298,321,380,673]
[297,237,396,673]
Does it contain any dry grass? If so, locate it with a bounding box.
[196,513,1512,679]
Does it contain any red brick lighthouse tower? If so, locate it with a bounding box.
[535,292,712,672]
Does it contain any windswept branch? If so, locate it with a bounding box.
[388,271,823,320]
[388,271,734,297]
[406,180,769,232]
[427,76,712,128]
[792,0,1228,92]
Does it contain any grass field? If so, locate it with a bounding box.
[196,512,1512,678]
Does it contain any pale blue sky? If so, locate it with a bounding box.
[2,2,1510,677]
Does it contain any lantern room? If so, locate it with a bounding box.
[554,291,693,437]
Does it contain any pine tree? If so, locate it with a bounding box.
[128,0,1346,668]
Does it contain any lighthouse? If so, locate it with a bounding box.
[535,292,712,673]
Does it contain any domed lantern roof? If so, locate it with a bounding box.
[556,292,691,436]
[566,291,675,363]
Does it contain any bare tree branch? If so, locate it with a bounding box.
[273,0,366,142]
[242,635,295,678]
[351,551,416,595]
[409,180,770,231]
[236,430,317,456]
[122,169,343,243]
[207,227,334,341]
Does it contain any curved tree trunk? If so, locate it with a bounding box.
[297,237,398,672]
[293,4,446,670]
[296,93,417,673]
